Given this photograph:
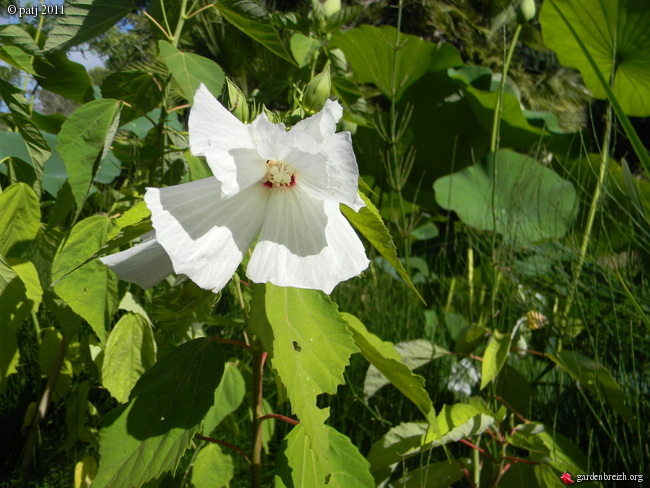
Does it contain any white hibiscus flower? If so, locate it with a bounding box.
[101,84,369,294]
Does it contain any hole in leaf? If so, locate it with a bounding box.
[293,341,301,352]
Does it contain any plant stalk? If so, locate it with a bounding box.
[250,344,267,488]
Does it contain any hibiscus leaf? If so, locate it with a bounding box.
[341,193,424,303]
[0,80,51,198]
[57,99,122,210]
[275,424,374,488]
[44,0,135,52]
[0,45,35,74]
[52,216,119,343]
[33,51,95,104]
[0,183,41,258]
[158,41,225,103]
[0,256,28,394]
[480,330,511,389]
[215,0,296,65]
[191,444,234,488]
[101,71,163,124]
[102,312,156,403]
[93,338,225,488]
[51,201,152,286]
[0,24,40,55]
[250,284,357,464]
[342,314,436,421]
[201,363,246,436]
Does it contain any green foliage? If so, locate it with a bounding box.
[540,0,650,117]
[0,183,41,257]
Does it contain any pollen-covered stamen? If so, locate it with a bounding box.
[263,160,296,188]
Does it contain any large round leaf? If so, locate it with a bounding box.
[434,150,577,244]
[540,0,650,116]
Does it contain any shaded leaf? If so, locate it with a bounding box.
[191,444,234,488]
[34,51,94,104]
[201,362,245,436]
[0,183,41,257]
[101,71,163,124]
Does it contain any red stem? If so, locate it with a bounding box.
[494,395,529,423]
[258,413,300,426]
[459,438,498,464]
[195,434,250,464]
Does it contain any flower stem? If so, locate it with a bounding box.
[194,435,251,463]
[250,344,267,488]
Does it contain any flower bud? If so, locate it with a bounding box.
[516,0,536,23]
[224,78,249,123]
[304,67,331,113]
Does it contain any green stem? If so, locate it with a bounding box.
[563,102,613,319]
[250,345,267,488]
[172,0,189,47]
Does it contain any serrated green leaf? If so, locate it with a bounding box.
[215,0,295,65]
[0,81,51,197]
[44,0,135,52]
[33,51,94,104]
[275,424,374,488]
[0,45,35,74]
[201,362,245,436]
[158,41,225,103]
[290,33,321,68]
[57,98,122,209]
[101,71,163,124]
[343,314,436,420]
[93,338,225,488]
[0,183,41,257]
[341,193,423,302]
[52,216,118,343]
[191,444,234,488]
[549,351,634,422]
[480,330,511,389]
[0,255,28,393]
[0,24,40,55]
[102,312,156,403]
[250,284,357,462]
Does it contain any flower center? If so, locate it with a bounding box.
[263,160,296,188]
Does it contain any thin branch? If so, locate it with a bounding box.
[195,434,251,464]
[459,438,498,465]
[259,414,300,426]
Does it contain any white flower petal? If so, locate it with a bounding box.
[145,177,269,293]
[189,84,266,198]
[290,99,343,143]
[247,186,369,293]
[292,130,365,211]
[100,232,173,289]
[248,113,290,161]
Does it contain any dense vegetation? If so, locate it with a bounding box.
[1,0,648,486]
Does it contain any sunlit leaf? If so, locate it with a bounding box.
[33,51,94,104]
[57,98,122,208]
[480,330,511,389]
[540,0,650,116]
[158,41,225,103]
[341,193,423,302]
[52,216,118,342]
[250,284,357,462]
[191,444,233,488]
[275,424,374,488]
[0,183,41,257]
[102,313,156,403]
